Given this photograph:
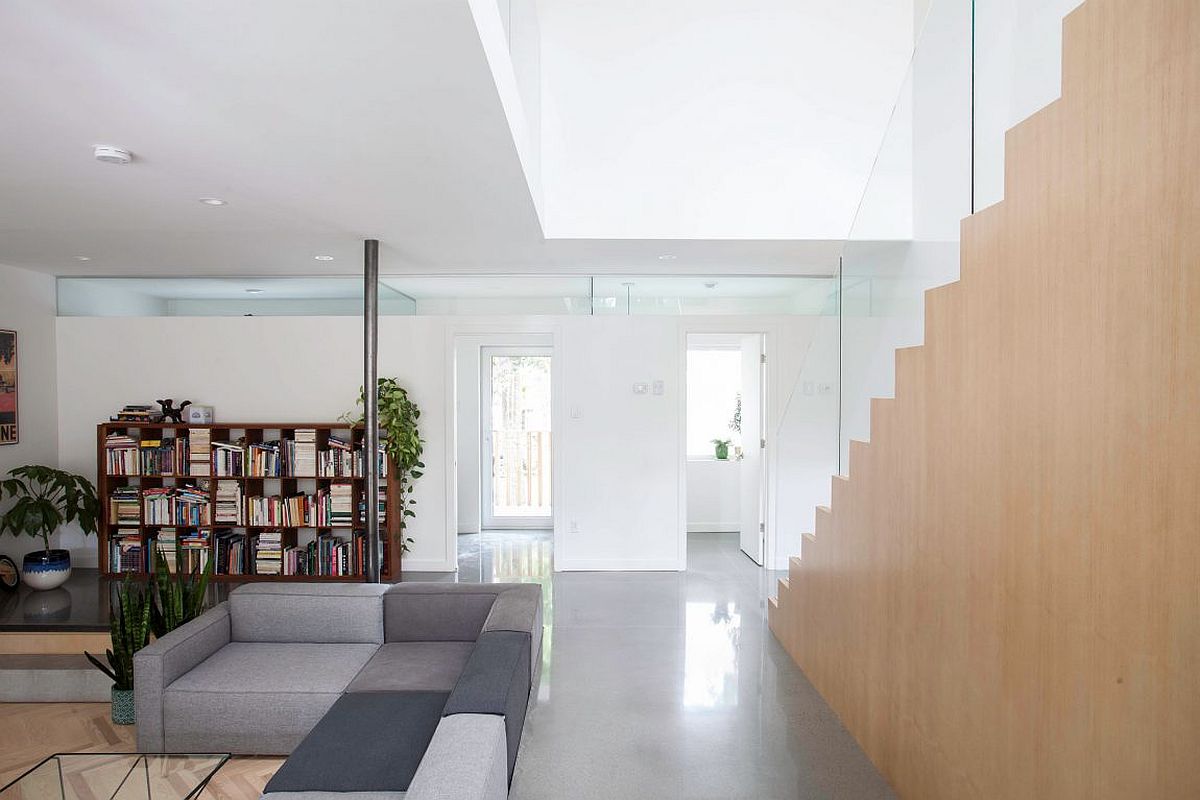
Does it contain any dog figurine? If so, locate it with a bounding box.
[157,399,193,424]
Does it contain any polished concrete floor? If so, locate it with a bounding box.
[451,530,894,800]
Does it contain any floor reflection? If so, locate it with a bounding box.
[438,529,892,799]
[683,600,741,709]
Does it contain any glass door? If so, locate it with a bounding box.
[481,347,552,529]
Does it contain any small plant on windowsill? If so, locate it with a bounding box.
[711,439,732,460]
[345,377,424,553]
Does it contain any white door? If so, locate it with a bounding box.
[739,334,766,563]
[481,347,553,530]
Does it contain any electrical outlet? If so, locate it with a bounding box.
[652,380,665,395]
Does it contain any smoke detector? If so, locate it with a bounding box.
[93,146,133,165]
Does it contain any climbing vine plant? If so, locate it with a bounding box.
[346,378,424,552]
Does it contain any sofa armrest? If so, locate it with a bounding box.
[135,602,231,752]
[482,585,543,676]
[405,715,508,800]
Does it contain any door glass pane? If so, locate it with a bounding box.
[490,355,552,519]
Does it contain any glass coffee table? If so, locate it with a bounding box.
[0,754,229,800]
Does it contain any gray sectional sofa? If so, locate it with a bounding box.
[134,582,543,800]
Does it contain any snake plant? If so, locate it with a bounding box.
[85,577,151,690]
[150,547,213,638]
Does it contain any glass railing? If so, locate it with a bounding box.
[57,274,839,317]
[767,0,972,576]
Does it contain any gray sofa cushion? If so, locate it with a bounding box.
[404,715,508,800]
[262,794,404,800]
[263,692,448,794]
[163,642,377,754]
[230,584,388,644]
[135,602,231,753]
[346,642,476,693]
[482,584,543,674]
[383,590,498,642]
[443,630,532,782]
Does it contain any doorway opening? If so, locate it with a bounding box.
[480,346,553,531]
[684,333,767,565]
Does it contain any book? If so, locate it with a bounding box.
[212,441,244,477]
[109,486,141,526]
[315,484,353,527]
[189,428,211,477]
[104,433,140,475]
[247,493,313,527]
[319,436,355,478]
[247,440,283,477]
[289,429,318,477]
[154,528,178,572]
[215,481,244,525]
[254,530,283,575]
[215,529,246,575]
[179,529,210,573]
[143,485,211,526]
[109,531,144,573]
[139,438,182,476]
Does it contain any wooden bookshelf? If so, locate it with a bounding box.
[96,422,402,582]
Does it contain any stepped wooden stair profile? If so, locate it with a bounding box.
[768,0,1198,798]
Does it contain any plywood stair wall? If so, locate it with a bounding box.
[767,0,1199,797]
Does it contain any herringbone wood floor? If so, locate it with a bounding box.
[0,703,282,799]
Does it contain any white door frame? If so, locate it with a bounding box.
[678,324,776,571]
[480,345,554,530]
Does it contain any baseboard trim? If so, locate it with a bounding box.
[687,524,738,534]
[555,558,682,572]
[400,558,458,573]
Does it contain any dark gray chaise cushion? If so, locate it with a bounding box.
[263,692,449,794]
[346,642,476,693]
[443,630,532,782]
[482,584,543,672]
[230,583,389,644]
[383,585,501,642]
[162,642,378,755]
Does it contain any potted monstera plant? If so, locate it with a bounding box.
[0,465,99,590]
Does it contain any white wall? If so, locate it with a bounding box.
[537,0,914,239]
[685,459,739,532]
[974,0,1085,210]
[55,316,456,570]
[0,263,62,560]
[55,313,840,573]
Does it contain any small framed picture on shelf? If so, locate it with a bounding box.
[0,329,16,446]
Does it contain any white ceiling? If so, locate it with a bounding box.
[0,1,845,278]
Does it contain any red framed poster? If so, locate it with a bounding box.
[0,330,16,445]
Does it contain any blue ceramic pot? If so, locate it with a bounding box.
[22,549,71,591]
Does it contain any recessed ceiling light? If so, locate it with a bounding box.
[314,255,334,261]
[657,254,677,261]
[244,288,264,295]
[704,281,718,289]
[73,255,91,262]
[93,146,132,165]
[199,197,227,206]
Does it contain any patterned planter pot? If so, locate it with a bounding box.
[21,549,71,591]
[111,687,135,725]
